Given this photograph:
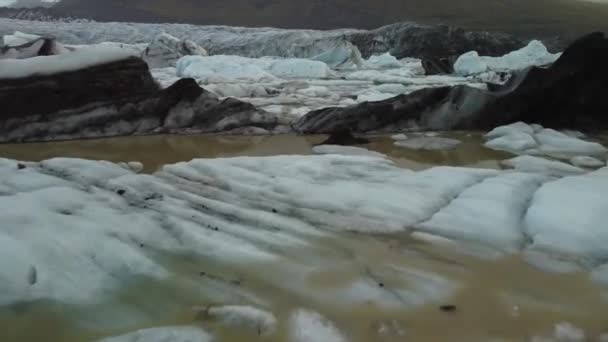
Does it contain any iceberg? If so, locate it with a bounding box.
[454,40,561,77]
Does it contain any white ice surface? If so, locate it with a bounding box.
[524,167,608,266]
[2,154,608,311]
[454,40,561,77]
[0,44,138,79]
[98,326,213,342]
[570,156,606,168]
[501,156,585,177]
[289,309,348,342]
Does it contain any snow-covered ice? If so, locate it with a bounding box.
[454,40,561,78]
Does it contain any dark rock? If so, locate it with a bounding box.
[439,304,457,312]
[17,163,26,170]
[294,87,453,133]
[421,56,456,75]
[116,189,126,196]
[295,32,608,133]
[368,23,525,59]
[0,56,278,142]
[317,128,371,145]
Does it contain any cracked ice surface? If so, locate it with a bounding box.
[2,154,608,338]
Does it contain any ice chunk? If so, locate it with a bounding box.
[454,51,489,75]
[484,131,537,152]
[364,53,402,69]
[485,122,535,139]
[356,91,398,103]
[524,167,608,264]
[312,145,387,158]
[0,44,138,79]
[570,156,605,168]
[454,40,561,77]
[289,309,348,342]
[535,128,607,158]
[395,137,461,150]
[3,31,42,47]
[391,134,408,141]
[485,123,607,159]
[97,326,213,342]
[501,156,585,177]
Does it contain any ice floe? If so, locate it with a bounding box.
[395,136,461,150]
[484,122,607,161]
[2,154,608,315]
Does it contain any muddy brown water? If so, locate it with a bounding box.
[1,133,607,342]
[0,133,512,173]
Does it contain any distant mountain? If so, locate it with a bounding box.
[49,0,608,38]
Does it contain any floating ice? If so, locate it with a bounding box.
[484,122,607,159]
[395,136,461,150]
